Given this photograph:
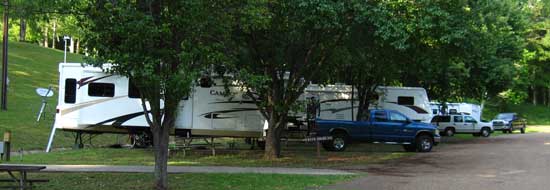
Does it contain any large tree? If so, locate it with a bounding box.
[80,0,230,189]
[230,0,359,159]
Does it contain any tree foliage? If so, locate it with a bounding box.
[79,0,231,189]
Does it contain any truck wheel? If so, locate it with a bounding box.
[330,133,348,152]
[416,135,433,152]
[445,128,455,137]
[480,128,491,137]
[508,129,513,134]
[402,144,416,152]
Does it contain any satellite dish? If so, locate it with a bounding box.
[36,88,54,97]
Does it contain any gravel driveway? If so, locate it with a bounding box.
[322,132,550,190]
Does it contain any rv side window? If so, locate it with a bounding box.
[128,79,140,98]
[397,96,414,105]
[64,78,77,103]
[88,83,115,97]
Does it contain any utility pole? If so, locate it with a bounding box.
[1,0,8,111]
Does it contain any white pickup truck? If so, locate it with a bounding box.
[431,114,493,137]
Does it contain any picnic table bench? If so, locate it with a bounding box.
[0,165,48,190]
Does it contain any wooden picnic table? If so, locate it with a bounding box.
[0,165,47,190]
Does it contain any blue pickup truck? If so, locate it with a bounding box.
[316,109,441,152]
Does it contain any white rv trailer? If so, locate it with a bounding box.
[302,84,433,123]
[54,63,265,140]
[430,102,482,121]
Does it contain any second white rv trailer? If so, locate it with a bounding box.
[54,63,265,139]
[430,102,482,121]
[302,84,433,123]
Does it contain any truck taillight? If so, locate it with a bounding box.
[56,109,59,113]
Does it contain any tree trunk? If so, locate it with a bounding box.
[43,26,48,47]
[52,20,57,49]
[264,114,285,159]
[19,19,26,42]
[152,125,170,190]
[533,86,538,106]
[76,39,80,54]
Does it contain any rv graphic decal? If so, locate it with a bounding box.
[60,96,127,116]
[387,102,429,114]
[92,111,150,128]
[200,108,259,119]
[77,75,114,89]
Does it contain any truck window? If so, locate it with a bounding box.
[88,83,115,97]
[374,111,387,122]
[431,116,450,123]
[453,116,463,122]
[64,78,77,103]
[389,112,408,122]
[397,96,414,105]
[464,116,477,123]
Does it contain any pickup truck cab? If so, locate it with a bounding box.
[431,114,493,137]
[491,113,527,133]
[316,109,440,152]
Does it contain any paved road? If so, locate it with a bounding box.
[1,164,355,175]
[323,132,550,190]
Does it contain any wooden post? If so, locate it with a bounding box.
[316,136,321,159]
[3,131,10,161]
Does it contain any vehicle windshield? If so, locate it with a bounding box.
[495,113,514,120]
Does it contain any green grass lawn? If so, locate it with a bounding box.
[0,172,355,190]
[7,142,411,168]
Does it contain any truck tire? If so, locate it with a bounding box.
[445,128,455,137]
[403,144,416,152]
[480,128,491,137]
[329,132,348,152]
[416,135,433,152]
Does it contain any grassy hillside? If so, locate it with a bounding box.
[0,42,121,150]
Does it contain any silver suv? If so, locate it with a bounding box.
[431,114,493,137]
